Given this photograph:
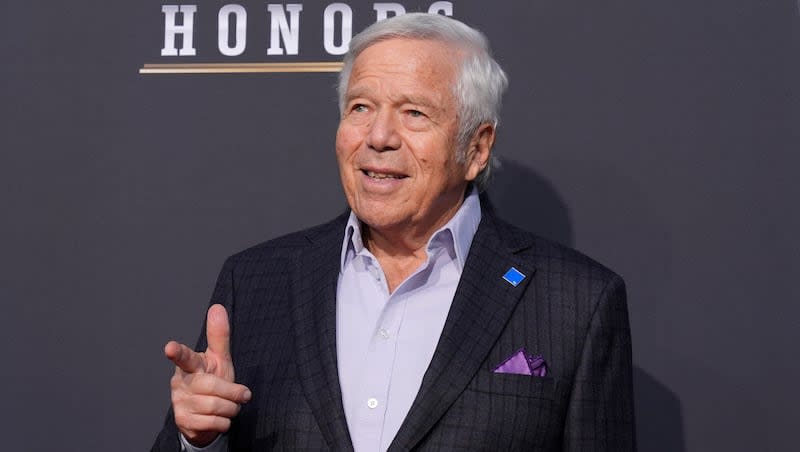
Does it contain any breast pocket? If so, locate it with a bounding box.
[429,371,566,449]
[467,368,559,400]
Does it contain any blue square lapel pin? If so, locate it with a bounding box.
[502,267,526,287]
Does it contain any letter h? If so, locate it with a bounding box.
[161,5,197,56]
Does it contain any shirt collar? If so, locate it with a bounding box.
[340,187,482,272]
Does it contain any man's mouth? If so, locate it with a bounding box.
[363,170,407,180]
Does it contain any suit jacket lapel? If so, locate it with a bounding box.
[290,213,355,451]
[388,212,536,452]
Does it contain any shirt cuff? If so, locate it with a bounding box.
[179,433,228,452]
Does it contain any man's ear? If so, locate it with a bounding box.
[464,122,496,181]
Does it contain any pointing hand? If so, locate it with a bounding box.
[164,304,251,447]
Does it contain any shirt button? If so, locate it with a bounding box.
[367,398,379,409]
[378,329,390,340]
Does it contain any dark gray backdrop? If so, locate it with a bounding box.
[2,1,798,451]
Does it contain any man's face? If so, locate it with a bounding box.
[336,38,488,237]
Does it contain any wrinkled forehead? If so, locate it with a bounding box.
[349,37,464,84]
[355,35,468,64]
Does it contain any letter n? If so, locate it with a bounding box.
[266,4,303,55]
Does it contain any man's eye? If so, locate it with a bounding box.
[408,110,424,118]
[352,104,368,113]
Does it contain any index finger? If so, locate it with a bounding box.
[205,304,231,359]
[165,341,206,374]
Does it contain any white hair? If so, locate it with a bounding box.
[337,13,509,190]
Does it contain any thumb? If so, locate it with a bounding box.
[205,304,231,360]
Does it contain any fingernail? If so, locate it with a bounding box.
[243,389,252,402]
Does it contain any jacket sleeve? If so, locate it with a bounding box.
[562,275,637,451]
[151,257,238,452]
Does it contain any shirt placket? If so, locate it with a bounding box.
[352,256,406,451]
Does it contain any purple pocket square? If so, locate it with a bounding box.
[493,348,547,377]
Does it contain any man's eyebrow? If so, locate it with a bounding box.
[399,94,438,109]
[345,88,439,109]
[344,86,372,102]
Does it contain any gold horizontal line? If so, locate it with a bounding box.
[139,61,344,74]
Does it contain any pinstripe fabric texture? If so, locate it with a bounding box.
[152,208,635,451]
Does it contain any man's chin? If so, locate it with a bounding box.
[353,210,407,232]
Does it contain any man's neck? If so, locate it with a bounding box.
[361,194,467,293]
[363,226,430,293]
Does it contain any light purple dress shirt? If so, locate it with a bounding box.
[336,189,481,452]
[180,190,481,452]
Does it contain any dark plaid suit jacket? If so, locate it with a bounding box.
[153,208,636,451]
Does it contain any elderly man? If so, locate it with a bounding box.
[152,13,635,452]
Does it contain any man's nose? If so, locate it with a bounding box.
[366,109,401,152]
